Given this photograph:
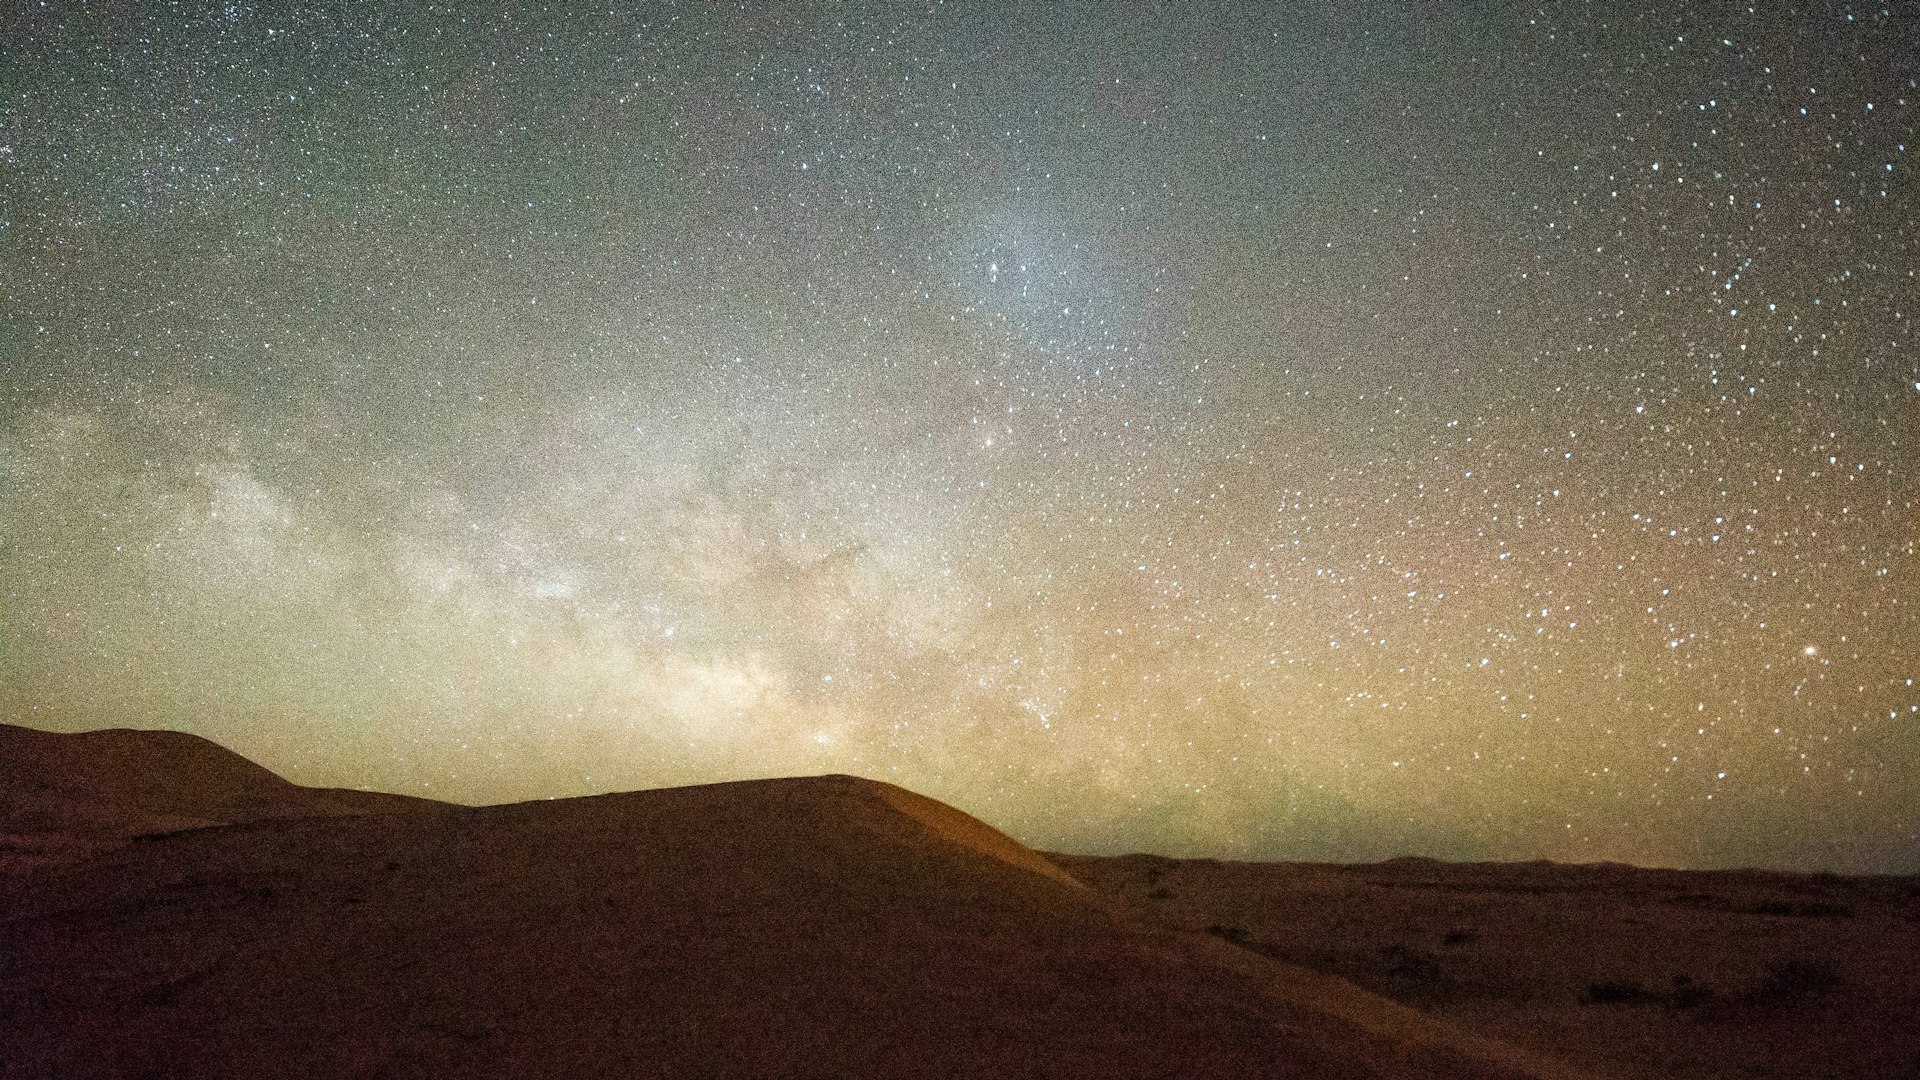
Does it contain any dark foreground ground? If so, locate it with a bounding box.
[4,722,1914,1079]
[1052,852,1920,1080]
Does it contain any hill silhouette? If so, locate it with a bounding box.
[0,723,438,874]
[0,722,1592,1079]
[8,723,1914,1079]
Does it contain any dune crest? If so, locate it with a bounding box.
[834,774,1084,889]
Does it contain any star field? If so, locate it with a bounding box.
[2,3,1914,871]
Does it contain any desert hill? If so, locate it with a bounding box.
[0,722,439,875]
[6,723,1914,1079]
[1,723,1587,1080]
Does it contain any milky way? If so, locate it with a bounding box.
[3,3,1915,871]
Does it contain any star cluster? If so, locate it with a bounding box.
[2,3,1914,871]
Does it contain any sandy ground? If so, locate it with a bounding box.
[5,722,1913,1079]
[1051,853,1920,1080]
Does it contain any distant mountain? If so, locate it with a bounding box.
[0,723,1582,1080]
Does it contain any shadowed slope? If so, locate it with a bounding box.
[864,777,1083,889]
[0,725,1593,1080]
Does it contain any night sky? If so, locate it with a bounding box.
[3,3,1915,873]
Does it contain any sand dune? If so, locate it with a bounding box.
[0,723,438,875]
[6,723,1909,1078]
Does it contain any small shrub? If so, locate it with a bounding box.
[1586,979,1654,1004]
[1748,958,1839,1001]
[1381,944,1441,983]
[1670,974,1713,1008]
[1743,899,1852,918]
[1206,924,1252,946]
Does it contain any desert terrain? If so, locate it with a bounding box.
[1052,853,1920,1080]
[3,722,1914,1079]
